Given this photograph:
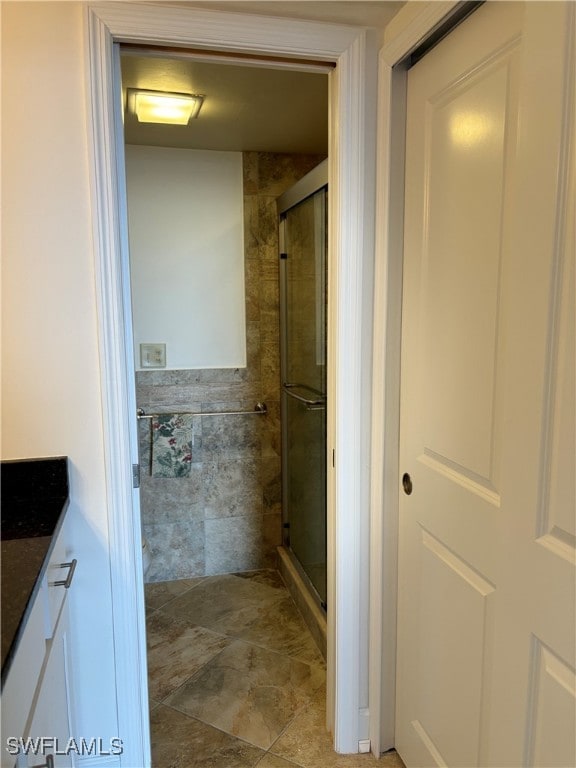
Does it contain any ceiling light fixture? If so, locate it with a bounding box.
[128,89,204,125]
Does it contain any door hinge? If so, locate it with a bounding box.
[132,463,141,489]
[280,252,288,259]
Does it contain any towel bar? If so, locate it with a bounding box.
[137,402,267,419]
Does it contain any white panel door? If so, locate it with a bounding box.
[396,3,575,766]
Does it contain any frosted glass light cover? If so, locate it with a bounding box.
[130,90,203,125]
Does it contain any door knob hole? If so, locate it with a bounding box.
[402,473,413,495]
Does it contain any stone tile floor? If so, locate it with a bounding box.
[145,570,405,768]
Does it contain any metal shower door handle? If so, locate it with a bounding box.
[282,383,326,410]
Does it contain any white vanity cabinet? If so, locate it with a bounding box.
[1,591,47,767]
[1,511,76,768]
[26,593,75,768]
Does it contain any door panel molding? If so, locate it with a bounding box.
[525,636,576,767]
[536,11,575,561]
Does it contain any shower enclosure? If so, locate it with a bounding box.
[278,160,328,611]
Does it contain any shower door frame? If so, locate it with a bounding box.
[87,2,380,760]
[278,162,329,609]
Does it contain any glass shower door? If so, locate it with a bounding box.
[280,183,327,606]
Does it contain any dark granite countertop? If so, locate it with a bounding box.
[1,457,69,686]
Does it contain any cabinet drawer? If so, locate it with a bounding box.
[1,594,46,766]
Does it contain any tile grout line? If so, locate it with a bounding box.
[153,701,272,766]
[152,626,324,753]
[144,575,209,614]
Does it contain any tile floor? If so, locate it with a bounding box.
[145,570,405,768]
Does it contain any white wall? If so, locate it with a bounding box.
[125,145,246,370]
[1,0,119,752]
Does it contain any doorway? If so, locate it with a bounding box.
[120,48,332,759]
[88,4,379,762]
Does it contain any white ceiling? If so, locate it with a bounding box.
[122,1,405,154]
[121,54,330,153]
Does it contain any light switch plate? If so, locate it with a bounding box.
[140,343,166,368]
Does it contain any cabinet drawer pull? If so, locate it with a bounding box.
[30,755,54,768]
[52,558,77,589]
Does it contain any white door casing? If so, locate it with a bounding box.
[86,2,378,761]
[395,3,575,767]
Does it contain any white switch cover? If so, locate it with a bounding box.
[140,343,166,368]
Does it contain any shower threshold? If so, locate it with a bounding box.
[277,545,326,659]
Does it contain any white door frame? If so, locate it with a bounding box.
[86,2,378,762]
[369,1,463,755]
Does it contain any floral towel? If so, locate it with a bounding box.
[151,414,194,477]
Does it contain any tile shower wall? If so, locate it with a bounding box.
[137,151,326,582]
